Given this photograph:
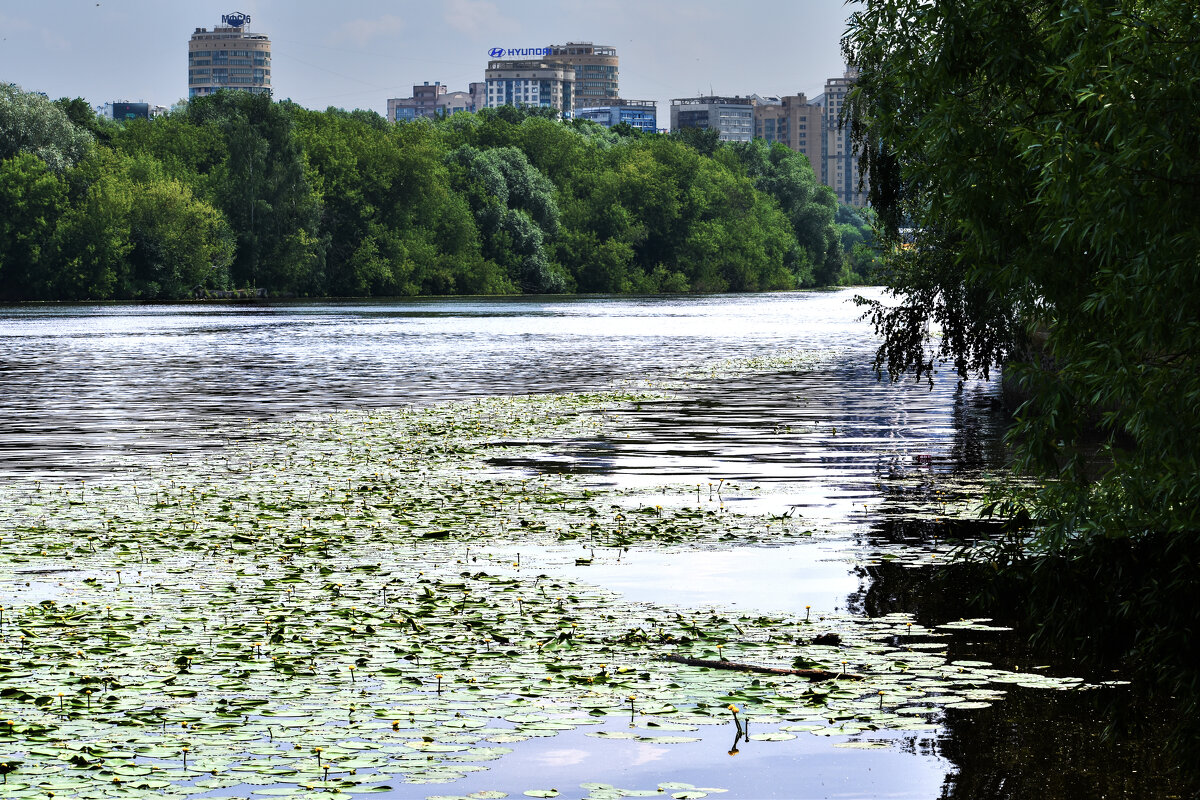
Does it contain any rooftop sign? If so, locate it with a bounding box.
[488,47,549,59]
[221,12,251,27]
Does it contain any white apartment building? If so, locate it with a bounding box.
[484,60,574,116]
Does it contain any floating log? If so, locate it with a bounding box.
[659,655,862,682]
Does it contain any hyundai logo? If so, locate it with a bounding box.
[487,47,550,59]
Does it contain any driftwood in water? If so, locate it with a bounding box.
[659,654,862,682]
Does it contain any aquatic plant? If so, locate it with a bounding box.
[0,390,1087,797]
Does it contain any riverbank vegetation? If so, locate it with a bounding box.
[0,85,875,301]
[844,0,1200,745]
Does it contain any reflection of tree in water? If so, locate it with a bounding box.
[850,560,1199,799]
[936,688,1194,800]
[850,379,1011,557]
[947,380,1010,472]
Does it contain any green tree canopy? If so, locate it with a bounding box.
[726,139,841,284]
[447,145,566,293]
[187,93,324,293]
[54,97,116,144]
[0,83,93,172]
[0,85,854,300]
[0,153,68,298]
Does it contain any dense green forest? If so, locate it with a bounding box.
[0,84,874,301]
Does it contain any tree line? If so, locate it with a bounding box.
[0,85,876,301]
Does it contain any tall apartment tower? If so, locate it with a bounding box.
[820,69,865,206]
[188,13,272,99]
[754,93,823,169]
[544,43,619,106]
[484,60,575,115]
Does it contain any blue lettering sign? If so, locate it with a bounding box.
[222,12,250,27]
[487,46,550,59]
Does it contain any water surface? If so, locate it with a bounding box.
[3,291,1176,799]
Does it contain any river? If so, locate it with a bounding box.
[0,290,1179,799]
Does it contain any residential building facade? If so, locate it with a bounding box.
[544,43,619,106]
[388,82,437,121]
[469,82,486,115]
[188,13,271,98]
[439,90,475,116]
[388,82,445,121]
[753,93,823,168]
[575,99,657,133]
[669,96,754,142]
[820,69,866,206]
[387,81,485,122]
[484,60,574,116]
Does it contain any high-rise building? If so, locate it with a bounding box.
[669,96,754,142]
[576,99,657,133]
[544,43,618,106]
[188,13,271,98]
[819,69,866,206]
[484,60,575,116]
[754,93,823,169]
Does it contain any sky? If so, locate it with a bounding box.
[0,0,857,119]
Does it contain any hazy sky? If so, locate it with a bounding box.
[1,0,857,117]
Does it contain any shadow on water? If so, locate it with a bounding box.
[937,687,1191,800]
[848,524,1198,798]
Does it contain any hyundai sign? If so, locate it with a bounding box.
[488,47,550,59]
[222,12,250,27]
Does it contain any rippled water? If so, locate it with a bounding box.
[0,290,1000,483]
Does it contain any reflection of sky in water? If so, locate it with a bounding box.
[554,542,860,616]
[534,747,592,767]
[446,726,948,800]
[448,538,860,617]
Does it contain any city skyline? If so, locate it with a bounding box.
[0,0,857,119]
